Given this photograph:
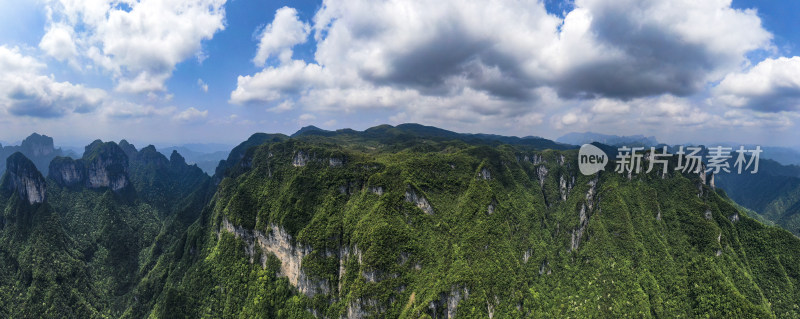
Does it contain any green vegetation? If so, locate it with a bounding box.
[1,125,799,318]
[715,158,800,236]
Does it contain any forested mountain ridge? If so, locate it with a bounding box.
[715,158,800,236]
[0,125,799,318]
[153,128,800,318]
[0,140,212,318]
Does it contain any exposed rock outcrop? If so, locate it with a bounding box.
[293,151,309,167]
[220,218,329,297]
[329,157,344,167]
[559,174,575,201]
[447,286,470,318]
[85,142,130,191]
[49,141,131,192]
[369,186,384,196]
[478,167,492,180]
[405,188,434,215]
[487,198,498,215]
[570,178,598,252]
[48,157,86,186]
[536,165,548,187]
[2,152,46,204]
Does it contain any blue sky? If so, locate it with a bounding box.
[0,0,799,148]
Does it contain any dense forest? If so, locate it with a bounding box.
[1,124,799,318]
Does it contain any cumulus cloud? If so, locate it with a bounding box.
[230,60,328,104]
[0,46,106,118]
[44,0,227,93]
[231,0,774,131]
[550,0,770,99]
[38,24,78,64]
[173,107,209,122]
[253,7,310,66]
[715,57,800,112]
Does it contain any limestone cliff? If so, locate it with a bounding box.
[2,152,46,204]
[49,141,131,192]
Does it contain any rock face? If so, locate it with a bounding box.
[405,188,434,215]
[293,151,309,167]
[20,133,55,157]
[84,142,129,191]
[221,218,329,297]
[49,141,131,192]
[478,167,492,180]
[48,157,86,186]
[2,152,46,204]
[570,178,598,252]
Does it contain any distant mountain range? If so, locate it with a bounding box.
[558,132,800,167]
[556,132,659,146]
[0,133,66,175]
[155,145,231,175]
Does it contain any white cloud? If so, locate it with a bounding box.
[230,60,328,104]
[100,101,176,119]
[231,0,774,133]
[715,56,800,112]
[253,7,310,66]
[44,0,227,93]
[298,113,316,122]
[268,100,294,113]
[173,107,208,122]
[548,0,770,98]
[197,78,209,93]
[0,46,106,118]
[38,23,78,64]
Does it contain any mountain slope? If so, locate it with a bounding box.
[0,141,212,318]
[714,159,800,236]
[2,127,800,318]
[152,131,800,318]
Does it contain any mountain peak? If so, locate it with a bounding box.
[50,140,131,192]
[118,140,138,159]
[292,125,329,137]
[170,150,186,166]
[20,133,55,157]
[2,152,46,204]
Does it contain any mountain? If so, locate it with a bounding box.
[292,125,331,137]
[291,123,573,150]
[158,127,799,318]
[2,125,800,318]
[557,132,658,146]
[0,139,212,318]
[712,143,800,167]
[714,158,800,236]
[0,133,65,175]
[156,145,231,175]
